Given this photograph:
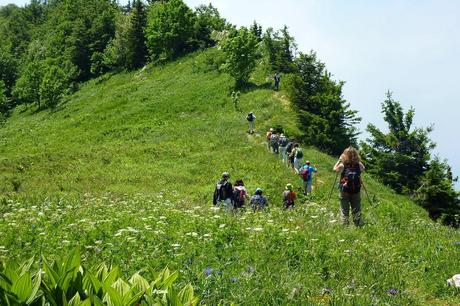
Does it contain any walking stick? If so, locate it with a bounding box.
[361,181,373,206]
[327,173,339,205]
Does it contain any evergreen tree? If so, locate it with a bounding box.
[417,157,459,226]
[262,26,295,73]
[129,0,148,69]
[361,92,434,193]
[250,21,262,42]
[285,52,360,155]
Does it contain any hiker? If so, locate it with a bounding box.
[286,140,294,167]
[274,72,281,91]
[293,145,304,172]
[270,132,279,154]
[333,147,365,226]
[266,128,274,151]
[278,134,288,163]
[213,172,234,209]
[288,143,298,171]
[250,188,268,211]
[246,112,256,134]
[283,183,297,209]
[299,161,317,195]
[233,179,249,209]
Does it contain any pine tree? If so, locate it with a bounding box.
[361,92,434,193]
[129,0,147,69]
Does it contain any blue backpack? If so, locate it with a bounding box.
[340,165,361,193]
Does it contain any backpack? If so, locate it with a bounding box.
[247,113,254,121]
[295,148,303,159]
[279,137,287,147]
[233,188,246,207]
[340,165,361,194]
[284,191,296,203]
[266,131,272,141]
[299,167,310,181]
[286,142,294,153]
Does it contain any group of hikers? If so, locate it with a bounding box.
[213,112,366,226]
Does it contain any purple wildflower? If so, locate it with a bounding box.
[204,267,214,276]
[230,277,238,283]
[454,242,460,245]
[387,288,398,295]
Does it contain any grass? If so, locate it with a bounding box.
[0,48,459,305]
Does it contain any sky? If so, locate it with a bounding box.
[2,0,460,188]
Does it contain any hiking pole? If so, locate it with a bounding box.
[327,172,339,205]
[361,181,373,206]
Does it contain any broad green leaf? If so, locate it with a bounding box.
[11,272,33,302]
[124,290,145,306]
[102,286,123,306]
[111,278,131,297]
[68,292,82,306]
[42,257,59,287]
[25,270,42,305]
[129,272,149,293]
[103,266,120,287]
[63,249,80,275]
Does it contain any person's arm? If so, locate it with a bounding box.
[333,160,344,173]
[359,162,365,172]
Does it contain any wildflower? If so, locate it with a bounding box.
[454,242,460,245]
[219,224,226,229]
[230,277,238,283]
[204,267,214,276]
[253,227,263,232]
[321,288,332,295]
[338,239,345,243]
[387,288,398,295]
[246,266,255,274]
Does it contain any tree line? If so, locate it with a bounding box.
[0,0,458,226]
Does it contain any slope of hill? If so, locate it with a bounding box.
[0,50,459,305]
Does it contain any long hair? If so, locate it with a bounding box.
[341,146,361,167]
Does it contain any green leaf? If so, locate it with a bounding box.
[103,266,120,287]
[42,257,59,287]
[128,272,149,293]
[25,270,42,305]
[102,285,123,306]
[11,272,33,302]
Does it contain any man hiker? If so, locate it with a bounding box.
[213,172,234,210]
[278,134,288,163]
[270,132,279,154]
[246,112,256,134]
[283,183,297,209]
[274,72,281,91]
[233,179,249,209]
[333,147,365,226]
[266,128,274,151]
[299,161,317,195]
[286,140,294,168]
[288,143,298,171]
[250,188,268,211]
[293,145,304,172]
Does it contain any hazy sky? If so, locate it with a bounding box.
[2,0,460,188]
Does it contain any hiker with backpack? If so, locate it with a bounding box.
[213,172,234,209]
[233,179,249,209]
[250,188,268,211]
[246,112,256,134]
[266,128,274,151]
[299,161,317,195]
[283,183,297,209]
[289,143,298,171]
[278,134,288,163]
[274,72,281,91]
[293,145,304,173]
[333,147,365,226]
[270,132,279,154]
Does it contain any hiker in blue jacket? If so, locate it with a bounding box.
[299,161,317,195]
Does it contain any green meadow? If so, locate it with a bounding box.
[1,50,459,305]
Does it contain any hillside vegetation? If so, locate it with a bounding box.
[1,50,460,305]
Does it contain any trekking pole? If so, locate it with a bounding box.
[361,181,373,206]
[327,173,339,205]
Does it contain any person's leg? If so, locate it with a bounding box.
[340,193,350,225]
[351,193,362,226]
[307,180,312,195]
[302,180,308,194]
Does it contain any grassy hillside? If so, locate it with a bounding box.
[0,50,459,305]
